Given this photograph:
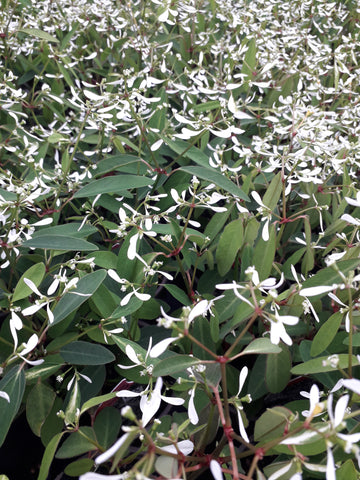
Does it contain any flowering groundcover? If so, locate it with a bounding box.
[0,0,360,479]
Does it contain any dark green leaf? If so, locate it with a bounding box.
[26,383,56,436]
[74,175,154,198]
[0,367,26,447]
[216,219,244,276]
[22,235,98,251]
[60,341,115,365]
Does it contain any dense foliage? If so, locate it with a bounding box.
[0,0,360,479]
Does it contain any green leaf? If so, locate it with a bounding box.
[26,383,56,436]
[163,284,191,306]
[220,298,254,337]
[19,28,59,43]
[254,406,292,442]
[262,172,282,211]
[38,432,65,480]
[93,407,121,449]
[0,367,26,447]
[51,269,107,325]
[153,354,202,377]
[56,427,97,459]
[192,100,221,113]
[12,262,45,302]
[60,341,115,365]
[192,317,216,360]
[25,362,63,383]
[33,222,97,239]
[180,166,249,201]
[64,458,94,477]
[22,235,98,251]
[310,312,343,357]
[253,225,276,281]
[216,219,244,276]
[94,155,142,177]
[291,354,359,375]
[80,392,117,415]
[336,459,358,480]
[241,38,257,80]
[73,175,154,198]
[241,338,282,355]
[265,345,291,393]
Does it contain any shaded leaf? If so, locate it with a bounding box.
[0,367,26,448]
[12,262,45,302]
[22,235,98,251]
[60,341,115,365]
[26,383,56,436]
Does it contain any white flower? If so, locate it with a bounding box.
[188,387,199,425]
[22,278,55,324]
[120,287,151,306]
[116,377,184,427]
[268,310,299,346]
[15,333,44,366]
[10,310,23,351]
[301,384,324,418]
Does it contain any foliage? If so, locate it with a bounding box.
[0,0,360,479]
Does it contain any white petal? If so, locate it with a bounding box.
[0,391,10,402]
[251,191,265,207]
[21,333,38,355]
[300,285,337,297]
[158,439,194,455]
[210,460,224,480]
[237,366,248,396]
[133,290,151,302]
[326,446,336,480]
[334,395,348,427]
[127,234,138,260]
[150,139,163,151]
[150,337,178,358]
[23,278,42,297]
[188,300,209,322]
[236,407,250,442]
[268,462,293,480]
[83,89,104,102]
[188,388,199,425]
[47,304,54,324]
[108,269,125,284]
[161,395,185,406]
[262,218,270,241]
[80,473,125,480]
[342,378,360,395]
[116,390,141,398]
[31,218,53,227]
[95,433,130,465]
[125,344,141,364]
[120,291,133,306]
[22,303,45,316]
[47,278,59,296]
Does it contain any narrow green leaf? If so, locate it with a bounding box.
[0,367,26,447]
[80,392,117,415]
[216,219,244,276]
[153,354,202,377]
[38,432,65,480]
[253,225,276,280]
[241,338,282,355]
[60,341,115,365]
[163,284,191,306]
[94,155,142,177]
[22,235,98,251]
[19,28,59,43]
[262,172,282,211]
[12,262,45,302]
[310,312,343,357]
[291,354,359,375]
[26,383,56,436]
[26,363,63,383]
[266,346,291,393]
[180,166,249,201]
[192,100,221,113]
[52,269,107,325]
[32,222,97,239]
[73,175,154,198]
